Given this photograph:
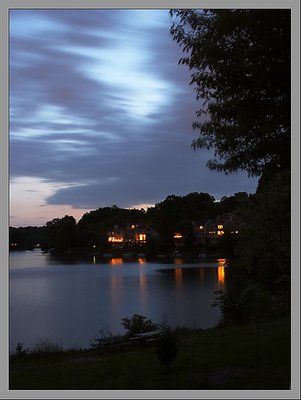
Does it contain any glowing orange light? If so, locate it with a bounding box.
[138,234,146,241]
[217,230,224,235]
[199,225,204,230]
[138,257,145,264]
[110,258,123,265]
[108,236,123,242]
[131,225,135,229]
[174,233,183,239]
[218,225,223,229]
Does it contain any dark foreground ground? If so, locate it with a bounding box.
[10,316,290,390]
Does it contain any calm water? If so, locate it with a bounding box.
[9,250,226,351]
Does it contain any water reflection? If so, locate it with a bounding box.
[139,267,147,289]
[217,267,225,286]
[110,258,123,265]
[10,252,225,350]
[199,268,205,284]
[217,258,226,286]
[111,275,122,289]
[174,267,183,288]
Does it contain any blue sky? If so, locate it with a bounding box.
[9,9,258,227]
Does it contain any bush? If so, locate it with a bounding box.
[121,314,158,337]
[155,326,179,370]
[15,342,29,357]
[30,338,63,354]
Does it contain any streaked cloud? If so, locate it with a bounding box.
[9,9,258,226]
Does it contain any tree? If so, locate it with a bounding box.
[121,314,158,337]
[54,215,77,252]
[170,9,290,177]
[233,170,290,294]
[43,215,77,252]
[214,170,291,320]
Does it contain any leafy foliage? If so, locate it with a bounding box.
[170,9,290,176]
[121,314,158,337]
[240,283,275,321]
[234,170,290,291]
[213,170,290,320]
[15,342,29,357]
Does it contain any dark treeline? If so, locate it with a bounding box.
[9,191,247,255]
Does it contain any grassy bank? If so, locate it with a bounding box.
[9,316,290,390]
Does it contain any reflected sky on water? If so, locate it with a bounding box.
[9,250,226,351]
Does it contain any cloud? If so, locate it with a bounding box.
[9,9,258,226]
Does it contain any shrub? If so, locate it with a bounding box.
[121,314,158,337]
[30,338,63,354]
[15,342,29,357]
[155,326,179,370]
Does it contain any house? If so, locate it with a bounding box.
[192,219,212,245]
[192,213,239,244]
[107,223,158,248]
[107,225,124,248]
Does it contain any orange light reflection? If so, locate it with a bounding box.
[217,258,226,267]
[217,258,226,286]
[217,268,225,286]
[139,270,146,288]
[175,267,182,287]
[110,258,123,265]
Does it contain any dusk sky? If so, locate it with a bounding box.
[10,9,258,227]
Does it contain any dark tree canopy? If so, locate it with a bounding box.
[170,9,291,177]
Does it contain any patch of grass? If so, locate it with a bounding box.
[9,316,290,390]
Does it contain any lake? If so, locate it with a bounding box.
[9,250,226,352]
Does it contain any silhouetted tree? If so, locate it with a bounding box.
[171,9,291,321]
[170,9,290,177]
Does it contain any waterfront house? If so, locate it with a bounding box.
[107,223,158,248]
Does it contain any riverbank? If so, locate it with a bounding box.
[10,316,290,390]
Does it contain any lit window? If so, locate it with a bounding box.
[217,231,224,235]
[199,225,203,230]
[139,234,146,241]
[174,233,183,239]
[131,225,135,229]
[218,225,223,229]
[108,236,123,242]
[235,230,239,234]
